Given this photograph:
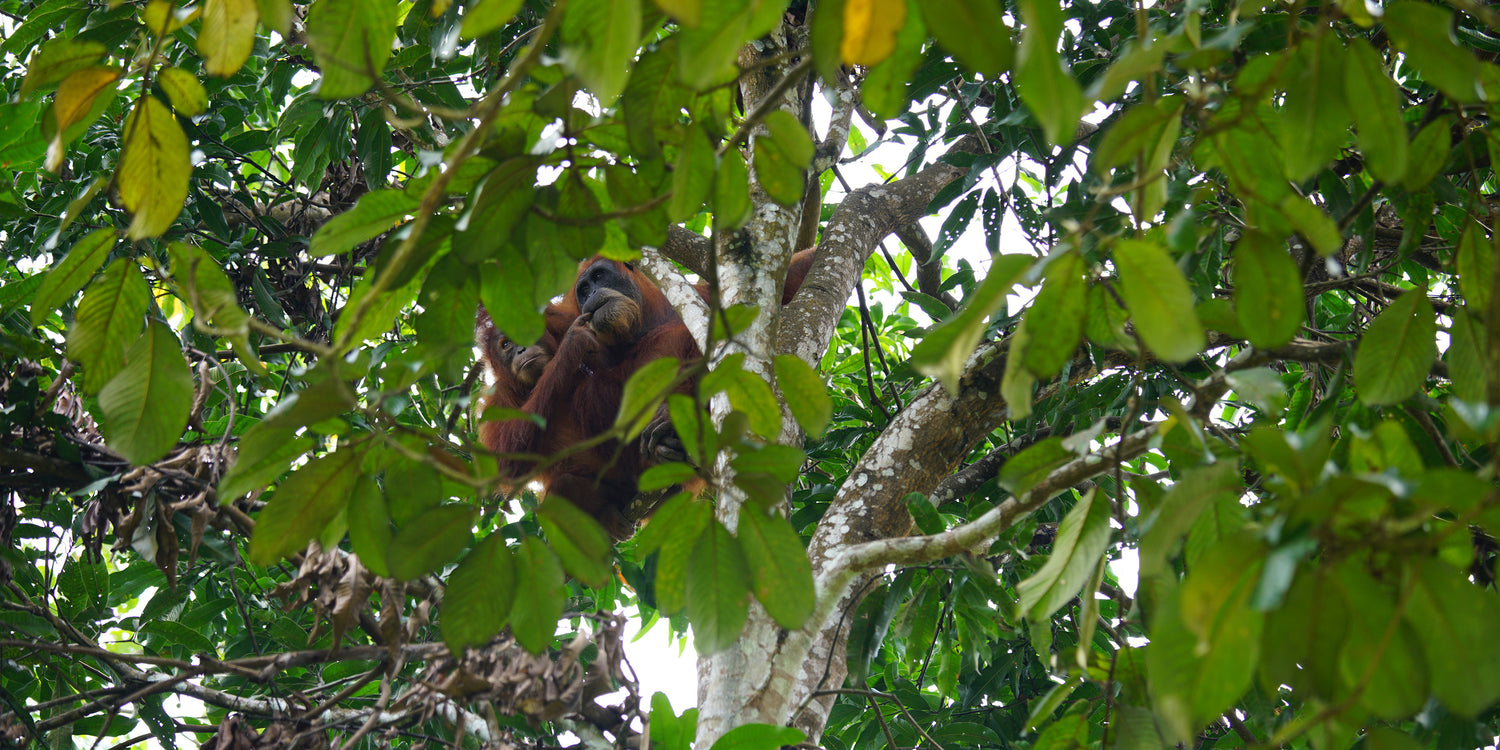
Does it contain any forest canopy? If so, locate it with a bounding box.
[3,0,1500,748]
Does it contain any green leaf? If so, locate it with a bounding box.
[997,436,1071,497]
[1226,368,1288,418]
[1447,311,1488,403]
[1404,563,1500,717]
[1404,118,1453,191]
[670,124,715,222]
[31,229,114,327]
[1457,218,1493,315]
[441,534,517,653]
[1279,35,1348,183]
[118,96,190,239]
[97,321,193,467]
[1386,1,1482,103]
[1138,462,1240,578]
[909,253,1032,396]
[511,537,565,653]
[639,462,699,492]
[460,0,523,38]
[713,148,753,230]
[686,520,750,654]
[1337,563,1428,719]
[1276,194,1342,257]
[310,189,419,257]
[560,0,641,106]
[1354,288,1436,405]
[1015,0,1083,146]
[68,259,151,394]
[1232,232,1304,348]
[455,158,539,262]
[1260,567,1348,700]
[156,67,209,116]
[1146,581,1263,745]
[708,723,806,750]
[1017,488,1112,621]
[917,0,1012,76]
[347,476,391,577]
[248,447,365,565]
[1093,96,1184,174]
[616,357,681,439]
[774,355,832,438]
[720,366,782,438]
[20,39,107,97]
[387,504,476,581]
[305,0,397,99]
[754,110,814,207]
[537,497,613,587]
[1022,252,1086,377]
[642,496,712,614]
[1345,38,1409,184]
[737,507,814,628]
[1113,237,1205,363]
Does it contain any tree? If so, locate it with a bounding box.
[4,0,1500,747]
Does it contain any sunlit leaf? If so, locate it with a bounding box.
[909,253,1032,396]
[538,497,613,587]
[200,0,258,77]
[68,259,151,394]
[560,0,641,106]
[917,0,1011,76]
[118,96,190,239]
[754,111,814,207]
[31,229,115,327]
[1017,488,1112,621]
[1345,38,1409,184]
[774,355,832,438]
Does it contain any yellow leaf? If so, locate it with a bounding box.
[841,0,906,66]
[55,68,120,135]
[200,0,259,77]
[119,96,191,240]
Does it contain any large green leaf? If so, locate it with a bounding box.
[670,124,715,222]
[1404,563,1500,717]
[754,110,814,207]
[1353,289,1436,405]
[709,723,807,750]
[68,259,150,394]
[387,504,476,581]
[248,446,365,565]
[310,189,419,257]
[305,0,397,99]
[917,0,1011,76]
[1015,0,1083,146]
[31,229,114,327]
[774,355,832,438]
[1113,238,1204,363]
[97,321,193,467]
[1017,488,1112,621]
[511,537,565,653]
[1385,1,1482,103]
[909,253,1032,396]
[1021,252,1087,377]
[118,96,190,239]
[1232,232,1304,349]
[685,520,750,654]
[537,497,613,587]
[1345,38,1409,184]
[737,507,814,628]
[1279,34,1348,182]
[441,534,517,653]
[560,0,641,106]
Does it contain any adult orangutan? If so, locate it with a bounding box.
[476,249,817,538]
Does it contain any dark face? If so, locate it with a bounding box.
[574,259,640,314]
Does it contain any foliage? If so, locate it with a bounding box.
[3,0,1500,748]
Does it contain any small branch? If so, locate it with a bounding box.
[719,57,814,157]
